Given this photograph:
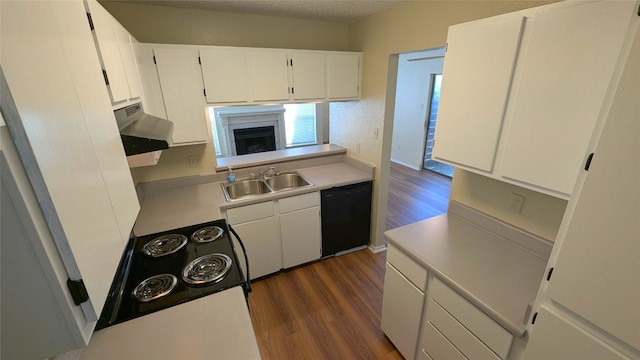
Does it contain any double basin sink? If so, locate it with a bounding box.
[222,172,313,201]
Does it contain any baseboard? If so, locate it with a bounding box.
[368,244,387,253]
[390,159,421,171]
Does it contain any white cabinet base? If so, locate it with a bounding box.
[523,307,630,360]
[381,263,425,359]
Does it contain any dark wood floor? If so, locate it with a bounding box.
[247,162,451,359]
[386,162,452,230]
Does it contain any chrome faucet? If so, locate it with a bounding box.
[260,166,278,178]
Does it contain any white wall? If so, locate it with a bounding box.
[391,48,444,170]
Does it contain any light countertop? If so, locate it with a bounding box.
[133,158,374,236]
[77,287,260,359]
[215,143,347,171]
[384,202,551,337]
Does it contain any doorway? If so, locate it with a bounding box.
[389,48,453,177]
[422,74,454,177]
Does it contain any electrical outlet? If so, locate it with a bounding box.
[356,143,361,153]
[188,155,202,168]
[373,128,379,140]
[509,193,525,213]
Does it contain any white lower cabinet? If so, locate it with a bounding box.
[226,192,322,279]
[381,245,428,359]
[420,278,513,360]
[422,321,467,360]
[523,306,629,360]
[279,192,321,269]
[226,201,282,280]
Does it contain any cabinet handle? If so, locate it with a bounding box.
[584,153,594,171]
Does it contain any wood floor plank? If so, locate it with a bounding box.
[248,162,451,359]
[386,162,451,229]
[248,250,399,359]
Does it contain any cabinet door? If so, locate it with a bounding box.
[381,263,425,360]
[545,24,640,350]
[231,217,282,279]
[280,206,321,268]
[3,0,128,327]
[248,49,290,102]
[290,52,326,100]
[136,43,167,119]
[199,48,251,104]
[327,53,361,99]
[153,47,208,145]
[86,0,130,104]
[432,16,524,172]
[114,21,141,100]
[523,307,630,360]
[500,1,635,195]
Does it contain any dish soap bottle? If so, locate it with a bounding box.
[227,166,236,184]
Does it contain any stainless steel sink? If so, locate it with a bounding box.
[221,171,314,201]
[223,179,272,200]
[264,172,312,191]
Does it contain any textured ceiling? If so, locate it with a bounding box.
[113,0,406,22]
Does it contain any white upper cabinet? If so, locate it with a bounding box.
[327,52,361,100]
[195,45,361,105]
[85,0,141,106]
[499,1,635,195]
[289,51,326,100]
[433,1,637,199]
[153,46,208,145]
[248,48,291,102]
[543,24,640,350]
[433,16,524,172]
[114,21,142,100]
[199,47,251,104]
[135,43,167,119]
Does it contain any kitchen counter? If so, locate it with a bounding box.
[75,287,260,359]
[215,143,347,171]
[384,202,551,336]
[133,157,374,236]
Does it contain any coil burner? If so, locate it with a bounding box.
[131,274,178,302]
[142,234,188,257]
[191,226,224,243]
[182,254,231,285]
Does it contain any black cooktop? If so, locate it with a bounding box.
[96,219,246,329]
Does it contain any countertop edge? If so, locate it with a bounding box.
[215,144,347,171]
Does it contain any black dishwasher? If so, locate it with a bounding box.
[321,181,373,257]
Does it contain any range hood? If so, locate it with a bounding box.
[114,103,173,156]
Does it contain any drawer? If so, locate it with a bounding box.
[422,321,467,360]
[226,201,275,224]
[430,278,513,359]
[387,244,427,290]
[278,192,319,213]
[419,349,435,360]
[427,299,502,360]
